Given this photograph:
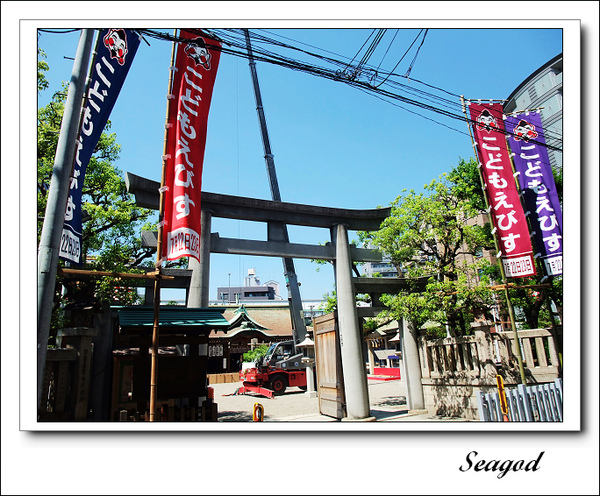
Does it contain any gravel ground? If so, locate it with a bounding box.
[211,378,408,422]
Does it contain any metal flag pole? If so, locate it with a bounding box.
[149,30,178,422]
[37,29,95,408]
[460,95,527,385]
[243,29,307,345]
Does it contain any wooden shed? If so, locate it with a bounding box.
[111,306,230,420]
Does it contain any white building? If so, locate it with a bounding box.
[504,53,563,176]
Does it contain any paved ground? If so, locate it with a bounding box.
[211,377,472,423]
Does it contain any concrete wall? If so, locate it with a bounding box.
[421,378,498,419]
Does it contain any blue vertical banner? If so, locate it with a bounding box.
[505,111,563,277]
[59,29,140,264]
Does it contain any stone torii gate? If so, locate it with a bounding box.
[126,172,390,420]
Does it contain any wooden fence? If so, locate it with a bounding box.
[39,348,78,421]
[39,327,98,421]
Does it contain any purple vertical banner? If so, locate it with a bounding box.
[59,29,140,264]
[505,111,563,277]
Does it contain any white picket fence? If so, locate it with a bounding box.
[477,378,563,422]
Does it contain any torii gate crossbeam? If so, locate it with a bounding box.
[126,171,390,420]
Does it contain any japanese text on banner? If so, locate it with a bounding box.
[60,29,140,264]
[469,102,536,278]
[505,112,563,277]
[162,30,221,263]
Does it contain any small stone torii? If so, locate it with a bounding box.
[126,171,404,420]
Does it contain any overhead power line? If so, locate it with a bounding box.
[404,29,428,78]
[134,29,564,153]
[342,28,377,76]
[375,28,425,88]
[40,27,563,150]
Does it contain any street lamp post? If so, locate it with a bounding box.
[228,272,231,304]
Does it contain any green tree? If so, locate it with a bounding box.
[547,276,562,323]
[318,287,372,316]
[37,52,156,329]
[360,170,495,336]
[448,156,563,329]
[446,157,487,213]
[38,48,49,92]
[243,344,269,363]
[501,275,562,330]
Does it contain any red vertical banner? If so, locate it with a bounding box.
[162,30,221,262]
[469,102,536,278]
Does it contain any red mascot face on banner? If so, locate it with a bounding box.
[103,29,128,65]
[476,109,498,132]
[512,119,539,142]
[184,38,212,70]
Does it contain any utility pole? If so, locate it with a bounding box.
[37,29,95,408]
[243,29,307,345]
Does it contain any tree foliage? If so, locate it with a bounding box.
[243,344,270,363]
[504,276,562,329]
[447,157,563,328]
[319,289,338,314]
[360,156,562,333]
[37,51,156,323]
[38,48,49,92]
[360,163,496,336]
[446,157,487,213]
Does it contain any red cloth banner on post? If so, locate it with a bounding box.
[469,102,536,278]
[162,30,221,263]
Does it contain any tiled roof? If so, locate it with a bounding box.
[115,306,230,330]
[227,304,270,331]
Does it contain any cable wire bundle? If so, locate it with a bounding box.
[43,27,563,153]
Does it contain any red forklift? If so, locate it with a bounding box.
[237,339,309,398]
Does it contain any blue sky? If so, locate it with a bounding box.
[36,24,565,301]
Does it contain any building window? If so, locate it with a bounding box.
[528,85,537,102]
